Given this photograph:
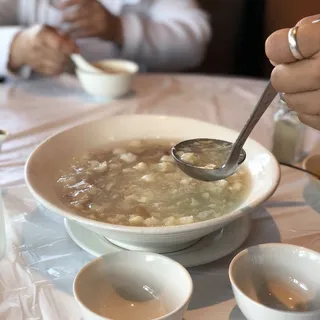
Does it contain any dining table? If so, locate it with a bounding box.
[0,73,319,320]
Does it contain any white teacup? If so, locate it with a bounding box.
[229,243,320,320]
[75,59,138,99]
[74,251,193,320]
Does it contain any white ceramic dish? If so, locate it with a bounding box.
[65,215,251,267]
[229,243,320,320]
[0,129,8,151]
[25,115,280,253]
[75,59,138,98]
[74,251,193,320]
[302,154,320,191]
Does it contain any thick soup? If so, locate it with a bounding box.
[176,139,233,169]
[57,139,250,227]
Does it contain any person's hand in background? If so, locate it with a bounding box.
[60,0,123,45]
[265,14,320,131]
[9,25,79,76]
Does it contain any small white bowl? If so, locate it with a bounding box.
[302,154,320,191]
[229,244,320,320]
[76,59,138,98]
[74,251,193,320]
[0,129,8,151]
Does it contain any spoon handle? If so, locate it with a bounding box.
[71,54,102,73]
[228,82,277,165]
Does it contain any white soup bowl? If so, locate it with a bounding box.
[25,115,280,253]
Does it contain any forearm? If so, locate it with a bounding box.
[100,13,124,47]
[8,30,29,71]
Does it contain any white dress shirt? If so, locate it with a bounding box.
[0,0,211,76]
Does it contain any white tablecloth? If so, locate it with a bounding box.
[0,74,319,320]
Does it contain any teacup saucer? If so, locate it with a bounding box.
[65,215,251,267]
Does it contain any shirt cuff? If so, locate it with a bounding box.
[0,26,24,77]
[8,65,32,80]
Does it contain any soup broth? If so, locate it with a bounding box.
[249,278,317,312]
[57,139,251,227]
[176,139,233,169]
[85,279,167,320]
[93,63,129,75]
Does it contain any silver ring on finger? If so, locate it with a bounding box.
[288,26,304,60]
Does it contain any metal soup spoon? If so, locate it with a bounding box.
[171,82,277,182]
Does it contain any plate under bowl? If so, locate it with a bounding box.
[65,215,251,267]
[25,115,280,253]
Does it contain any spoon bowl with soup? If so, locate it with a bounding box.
[172,82,277,181]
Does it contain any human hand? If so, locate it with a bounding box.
[9,25,79,76]
[265,14,320,130]
[60,0,123,45]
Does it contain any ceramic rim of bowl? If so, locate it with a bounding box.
[24,114,281,235]
[229,243,320,316]
[73,251,193,320]
[76,59,139,75]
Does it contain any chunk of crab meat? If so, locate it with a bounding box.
[133,162,148,172]
[113,148,126,155]
[120,153,137,163]
[180,152,197,164]
[141,174,155,182]
[179,216,194,225]
[160,155,175,163]
[129,215,145,225]
[144,217,160,226]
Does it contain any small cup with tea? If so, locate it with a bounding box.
[75,59,139,99]
[74,251,193,320]
[229,243,320,320]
